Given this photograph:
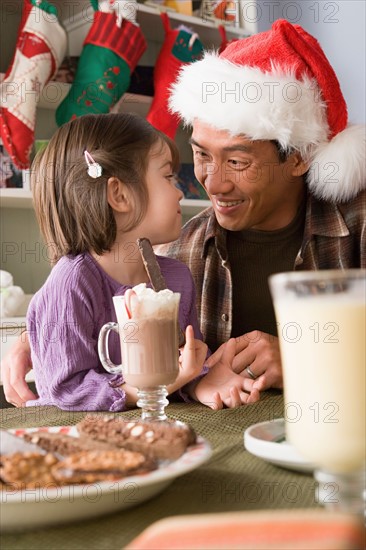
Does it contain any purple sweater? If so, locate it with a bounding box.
[27,253,203,411]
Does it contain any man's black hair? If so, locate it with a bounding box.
[271,140,292,163]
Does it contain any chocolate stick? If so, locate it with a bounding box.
[137,238,186,347]
[137,237,167,292]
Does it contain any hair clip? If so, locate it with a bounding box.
[84,150,102,179]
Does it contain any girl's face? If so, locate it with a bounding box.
[137,141,183,245]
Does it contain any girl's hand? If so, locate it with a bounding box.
[194,338,260,409]
[167,325,207,394]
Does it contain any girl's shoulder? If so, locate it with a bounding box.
[28,254,114,323]
[31,254,108,306]
[45,254,103,286]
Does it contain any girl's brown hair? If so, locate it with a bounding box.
[31,113,180,264]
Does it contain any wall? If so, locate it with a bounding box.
[0,208,50,294]
[254,0,365,124]
[294,0,365,125]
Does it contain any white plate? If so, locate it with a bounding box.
[244,419,315,473]
[0,425,212,532]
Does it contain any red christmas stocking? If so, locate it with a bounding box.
[213,1,237,21]
[146,13,204,140]
[218,24,238,54]
[56,2,146,125]
[0,0,67,168]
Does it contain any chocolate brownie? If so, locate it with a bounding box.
[23,431,116,457]
[76,415,196,460]
[52,449,156,484]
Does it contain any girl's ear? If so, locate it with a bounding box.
[106,177,131,212]
[290,152,310,177]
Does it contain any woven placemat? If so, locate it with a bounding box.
[1,393,319,550]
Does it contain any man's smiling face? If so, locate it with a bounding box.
[190,121,307,232]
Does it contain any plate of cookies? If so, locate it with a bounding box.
[0,415,211,532]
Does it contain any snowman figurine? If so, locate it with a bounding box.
[0,270,25,318]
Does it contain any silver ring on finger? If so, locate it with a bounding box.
[245,365,258,380]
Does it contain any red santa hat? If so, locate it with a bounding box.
[169,19,365,202]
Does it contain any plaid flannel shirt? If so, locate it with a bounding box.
[157,189,366,353]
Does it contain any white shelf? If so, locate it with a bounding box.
[0,189,33,209]
[63,2,252,55]
[134,3,251,44]
[0,189,210,216]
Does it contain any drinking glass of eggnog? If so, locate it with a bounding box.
[269,269,365,519]
[98,284,180,421]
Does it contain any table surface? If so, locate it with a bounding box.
[0,392,319,550]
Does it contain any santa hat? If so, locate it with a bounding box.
[169,19,366,202]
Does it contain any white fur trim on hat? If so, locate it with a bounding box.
[307,125,366,202]
[170,52,366,202]
[169,52,329,158]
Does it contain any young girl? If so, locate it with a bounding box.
[26,113,259,411]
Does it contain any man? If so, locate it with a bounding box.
[158,18,365,390]
[2,19,365,406]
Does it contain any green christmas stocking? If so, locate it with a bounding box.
[55,1,146,125]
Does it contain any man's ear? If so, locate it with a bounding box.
[290,152,310,177]
[106,177,131,212]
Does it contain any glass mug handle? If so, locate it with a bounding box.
[98,322,122,374]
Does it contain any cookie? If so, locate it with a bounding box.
[0,452,60,489]
[77,415,196,461]
[52,449,156,484]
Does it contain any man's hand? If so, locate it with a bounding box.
[206,331,283,391]
[0,332,37,406]
[194,338,260,409]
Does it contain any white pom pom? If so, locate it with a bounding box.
[307,125,366,202]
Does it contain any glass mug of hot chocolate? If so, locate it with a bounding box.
[98,284,180,420]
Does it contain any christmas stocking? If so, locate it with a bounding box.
[146,13,203,140]
[213,1,237,21]
[218,24,238,54]
[0,0,67,168]
[56,0,146,125]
